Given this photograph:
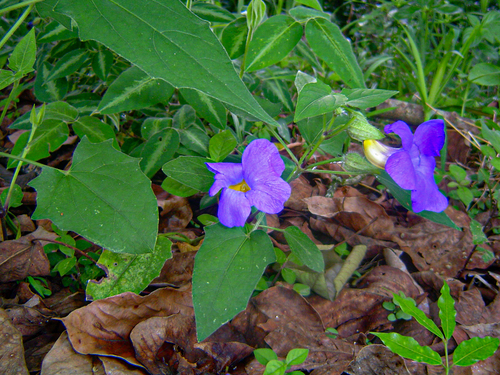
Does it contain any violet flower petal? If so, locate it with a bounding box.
[385,150,417,190]
[242,139,285,180]
[384,121,414,150]
[246,178,291,214]
[413,119,445,157]
[217,188,251,227]
[206,162,243,196]
[411,171,449,212]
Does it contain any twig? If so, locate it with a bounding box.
[32,238,98,264]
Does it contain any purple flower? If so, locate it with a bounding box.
[206,139,291,227]
[364,120,448,213]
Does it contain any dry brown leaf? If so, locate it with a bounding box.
[6,304,54,337]
[346,344,411,374]
[0,308,29,375]
[0,227,55,282]
[151,251,196,287]
[99,356,148,375]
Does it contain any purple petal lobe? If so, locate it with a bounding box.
[384,121,414,150]
[246,177,291,214]
[217,188,251,227]
[385,150,417,190]
[206,162,243,196]
[411,172,448,213]
[242,139,285,184]
[413,119,445,157]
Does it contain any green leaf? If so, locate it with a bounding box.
[457,186,474,206]
[342,88,398,110]
[305,18,365,88]
[29,137,158,254]
[437,282,456,341]
[46,49,90,82]
[191,2,235,23]
[294,70,316,94]
[393,292,444,340]
[1,184,23,208]
[38,21,78,43]
[86,236,172,300]
[372,332,442,365]
[209,130,237,162]
[54,256,77,276]
[193,224,275,341]
[55,0,279,126]
[162,156,214,192]
[468,63,500,86]
[263,79,294,113]
[289,6,329,22]
[92,49,114,81]
[173,105,196,129]
[245,15,303,72]
[98,66,174,114]
[295,0,322,11]
[449,164,467,182]
[36,0,73,29]
[482,122,500,154]
[376,171,460,230]
[295,81,346,122]
[10,101,78,130]
[284,226,324,273]
[470,219,488,245]
[34,62,68,102]
[254,348,278,366]
[8,119,69,168]
[9,28,36,75]
[180,127,209,156]
[141,117,172,140]
[297,115,323,145]
[180,88,227,129]
[161,177,199,197]
[453,336,500,367]
[0,70,16,91]
[221,17,248,59]
[72,116,117,146]
[286,348,309,366]
[139,128,179,178]
[263,360,287,375]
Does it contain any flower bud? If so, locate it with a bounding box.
[346,112,384,141]
[246,0,266,31]
[363,139,399,169]
[343,152,380,174]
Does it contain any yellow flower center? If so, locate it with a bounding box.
[229,179,251,192]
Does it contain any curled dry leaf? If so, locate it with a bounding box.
[0,308,29,375]
[6,304,55,337]
[0,226,55,282]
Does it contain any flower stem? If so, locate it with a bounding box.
[0,3,35,51]
[0,151,47,169]
[307,157,342,169]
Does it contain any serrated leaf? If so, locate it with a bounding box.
[9,28,36,75]
[55,0,279,126]
[180,88,227,129]
[98,66,174,114]
[286,348,309,366]
[376,171,460,230]
[437,282,456,340]
[393,292,444,340]
[92,49,114,81]
[209,130,237,162]
[245,15,303,72]
[284,226,324,273]
[72,116,117,146]
[305,18,364,88]
[372,332,442,365]
[29,137,158,254]
[162,156,214,192]
[453,336,500,367]
[254,348,278,365]
[193,224,276,341]
[341,88,398,110]
[46,49,90,82]
[295,81,346,121]
[86,236,172,300]
[139,128,179,178]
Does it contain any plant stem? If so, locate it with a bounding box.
[444,339,450,375]
[239,27,253,78]
[0,3,35,51]
[0,80,19,128]
[34,238,98,264]
[0,0,42,16]
[0,151,47,169]
[307,157,343,169]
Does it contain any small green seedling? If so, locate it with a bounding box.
[254,348,309,375]
[325,327,339,339]
[382,300,412,322]
[372,282,499,374]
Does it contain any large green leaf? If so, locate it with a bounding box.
[72,116,117,146]
[55,0,278,126]
[376,171,460,230]
[245,15,303,72]
[305,18,365,88]
[98,66,174,114]
[86,236,172,300]
[193,224,276,340]
[29,137,158,254]
[295,81,346,122]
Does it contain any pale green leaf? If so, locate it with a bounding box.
[286,348,309,366]
[245,15,303,72]
[221,17,248,59]
[193,224,275,341]
[86,236,172,300]
[254,348,278,365]
[284,226,324,273]
[191,2,235,23]
[29,137,158,254]
[305,18,365,88]
[55,0,278,126]
[295,0,322,11]
[98,66,174,114]
[470,219,488,245]
[46,49,90,82]
[92,49,114,81]
[372,332,442,365]
[453,336,500,367]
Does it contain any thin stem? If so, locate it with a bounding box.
[33,238,98,264]
[0,0,42,16]
[307,157,342,169]
[305,169,355,175]
[251,212,266,232]
[444,339,450,375]
[0,4,34,51]
[0,151,47,169]
[265,124,300,165]
[0,80,19,128]
[257,224,284,232]
[239,27,253,78]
